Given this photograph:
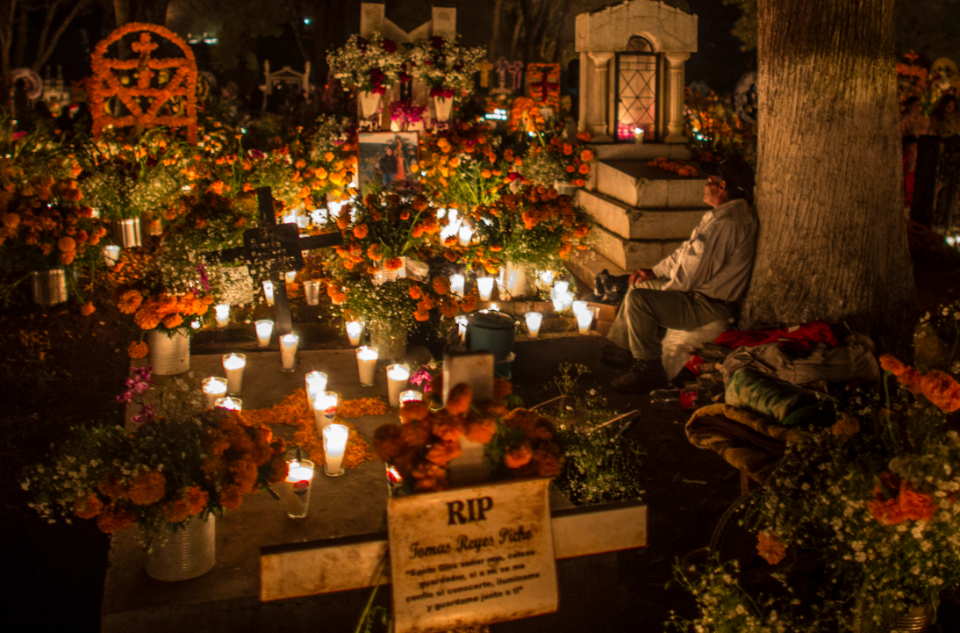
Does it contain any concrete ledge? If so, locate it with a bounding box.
[596,160,708,209]
[566,248,628,290]
[589,143,693,162]
[590,224,685,271]
[513,331,605,377]
[577,190,706,240]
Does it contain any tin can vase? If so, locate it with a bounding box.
[148,329,191,375]
[112,217,142,248]
[433,96,453,122]
[145,515,216,582]
[31,268,68,306]
[369,321,408,362]
[852,595,932,633]
[359,91,381,119]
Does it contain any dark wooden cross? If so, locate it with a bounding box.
[209,186,343,336]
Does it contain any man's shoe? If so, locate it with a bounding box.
[601,343,634,368]
[611,359,667,393]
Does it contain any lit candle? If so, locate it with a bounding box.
[302,280,321,305]
[572,300,587,316]
[560,291,575,310]
[552,296,564,312]
[222,353,246,394]
[386,364,410,408]
[285,271,296,285]
[283,214,297,225]
[525,312,543,338]
[539,270,555,286]
[357,346,378,386]
[458,224,473,246]
[346,321,363,346]
[323,424,349,476]
[313,391,339,433]
[489,303,499,312]
[399,390,423,403]
[477,277,495,300]
[280,333,299,371]
[284,459,315,519]
[553,280,570,296]
[215,396,242,411]
[255,320,274,347]
[305,371,328,409]
[576,308,594,335]
[102,245,121,267]
[450,274,465,297]
[634,127,644,143]
[455,316,468,342]
[263,280,275,306]
[214,303,230,328]
[202,376,228,409]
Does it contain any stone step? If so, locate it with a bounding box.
[591,224,685,272]
[589,142,693,162]
[577,189,706,240]
[596,160,709,209]
[566,247,628,292]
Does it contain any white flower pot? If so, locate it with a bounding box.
[433,96,453,122]
[31,268,68,306]
[145,515,216,582]
[148,328,191,375]
[359,91,381,118]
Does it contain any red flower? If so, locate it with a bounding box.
[381,38,397,53]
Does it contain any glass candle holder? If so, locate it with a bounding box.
[477,277,495,300]
[386,364,410,408]
[449,274,465,297]
[305,371,328,409]
[399,390,423,404]
[323,424,349,476]
[222,353,246,394]
[302,280,320,305]
[263,280,275,306]
[346,321,363,346]
[102,245,121,267]
[539,270,555,286]
[284,459,315,519]
[458,224,473,246]
[553,280,570,296]
[313,391,339,434]
[280,334,299,372]
[284,271,297,286]
[356,346,378,386]
[214,304,230,328]
[202,376,228,409]
[525,312,543,338]
[572,300,587,316]
[576,308,594,335]
[255,320,274,347]
[215,396,242,411]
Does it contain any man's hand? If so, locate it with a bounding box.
[629,268,655,287]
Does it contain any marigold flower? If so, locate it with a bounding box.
[580,149,594,162]
[426,440,462,466]
[127,470,166,505]
[220,484,244,510]
[438,298,460,318]
[74,494,104,519]
[578,163,590,175]
[414,310,430,322]
[353,223,369,239]
[432,276,451,295]
[162,498,190,523]
[127,341,149,359]
[409,284,423,300]
[96,503,136,534]
[879,354,907,376]
[505,442,533,469]
[118,290,143,314]
[464,417,496,444]
[162,314,184,329]
[80,302,96,316]
[187,485,209,515]
[384,257,404,271]
[446,383,472,416]
[756,531,787,565]
[373,424,404,462]
[920,370,960,412]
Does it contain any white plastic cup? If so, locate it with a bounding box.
[202,377,228,409]
[255,320,274,347]
[346,321,363,346]
[215,396,242,411]
[303,280,321,305]
[357,347,378,386]
[386,364,410,407]
[102,245,121,267]
[222,353,246,394]
[215,304,230,328]
[477,277,495,300]
[525,312,543,339]
[323,424,349,476]
[263,281,275,306]
[280,334,299,372]
[313,391,339,434]
[450,274,465,297]
[285,459,315,518]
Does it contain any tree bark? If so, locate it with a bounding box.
[741,0,915,351]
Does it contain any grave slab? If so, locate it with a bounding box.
[577,189,706,240]
[596,160,709,209]
[590,223,685,272]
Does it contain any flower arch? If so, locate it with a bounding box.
[89,22,198,144]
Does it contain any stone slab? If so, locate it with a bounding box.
[588,143,693,162]
[590,223,685,272]
[565,248,628,293]
[596,160,709,209]
[577,189,706,240]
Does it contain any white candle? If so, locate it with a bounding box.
[553,280,570,296]
[525,312,543,338]
[576,308,594,335]
[450,274,465,297]
[222,353,246,394]
[357,346,378,386]
[280,334,299,371]
[285,271,296,285]
[539,270,555,286]
[255,320,274,347]
[399,390,422,403]
[202,376,228,409]
[302,280,320,305]
[284,459,315,518]
[313,391,339,434]
[552,297,564,312]
[283,214,297,225]
[263,280,275,306]
[102,245,121,266]
[215,396,242,411]
[323,424,349,476]
[560,291,574,310]
[458,224,473,246]
[386,364,410,407]
[477,277,495,300]
[572,300,587,316]
[346,321,363,346]
[489,303,499,312]
[455,316,468,342]
[305,371,328,409]
[214,304,230,328]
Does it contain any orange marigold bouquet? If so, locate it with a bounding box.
[22,370,287,546]
[751,352,960,625]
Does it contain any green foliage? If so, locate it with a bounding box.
[723,0,757,52]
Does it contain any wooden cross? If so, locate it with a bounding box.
[478,59,494,89]
[208,186,342,336]
[508,61,525,91]
[527,63,561,107]
[495,57,509,90]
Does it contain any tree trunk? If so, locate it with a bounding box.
[489,0,502,61]
[741,0,915,351]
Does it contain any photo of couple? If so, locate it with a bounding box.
[358,131,419,191]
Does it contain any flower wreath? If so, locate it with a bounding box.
[89,23,199,144]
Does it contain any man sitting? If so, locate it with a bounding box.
[607,158,758,392]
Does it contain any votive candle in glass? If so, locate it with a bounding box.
[215,304,230,328]
[323,424,349,476]
[450,274,465,297]
[539,270,555,286]
[263,280,275,306]
[455,316,468,342]
[280,333,299,372]
[399,390,423,404]
[255,319,274,347]
[285,270,296,286]
[202,376,228,409]
[102,245,121,267]
[284,459,315,519]
[560,291,575,310]
[572,300,588,316]
[525,312,543,338]
[458,224,473,246]
[386,364,410,407]
[222,353,246,394]
[576,307,594,335]
[302,280,320,305]
[357,346,378,386]
[477,277,495,300]
[346,321,363,346]
[215,396,242,411]
[553,280,570,296]
[305,371,328,409]
[313,391,339,434]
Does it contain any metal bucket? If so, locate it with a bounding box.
[467,310,516,361]
[148,329,191,375]
[145,515,216,582]
[112,217,142,248]
[853,596,932,633]
[31,268,68,306]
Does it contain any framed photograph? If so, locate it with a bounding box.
[358,131,420,191]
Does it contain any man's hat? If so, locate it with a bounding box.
[700,157,755,199]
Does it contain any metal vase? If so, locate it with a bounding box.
[358,91,381,119]
[148,329,191,376]
[433,96,453,122]
[853,596,933,633]
[31,268,68,306]
[112,217,142,248]
[369,321,408,362]
[145,515,216,582]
